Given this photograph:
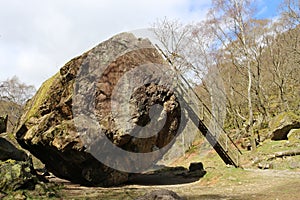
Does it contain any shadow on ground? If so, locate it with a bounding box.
[127,165,206,185]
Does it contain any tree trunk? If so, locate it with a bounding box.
[267,149,300,160]
[247,61,256,151]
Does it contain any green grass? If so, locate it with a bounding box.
[240,138,300,170]
[257,140,292,154]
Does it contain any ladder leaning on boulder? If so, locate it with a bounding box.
[155,44,242,168]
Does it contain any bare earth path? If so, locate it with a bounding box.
[52,168,300,200]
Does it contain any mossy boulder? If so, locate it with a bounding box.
[287,129,300,142]
[269,112,300,140]
[0,159,38,193]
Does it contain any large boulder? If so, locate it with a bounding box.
[15,33,182,186]
[269,112,300,140]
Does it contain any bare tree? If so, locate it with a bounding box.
[263,13,300,113]
[152,0,300,151]
[0,76,35,105]
[152,18,229,154]
[280,0,300,27]
[152,17,211,87]
[152,17,228,124]
[0,76,36,132]
[204,0,260,150]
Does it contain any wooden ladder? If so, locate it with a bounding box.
[155,44,242,167]
[174,75,242,167]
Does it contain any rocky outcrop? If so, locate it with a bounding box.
[269,112,300,140]
[135,189,184,200]
[15,33,181,186]
[287,129,300,142]
[0,100,23,135]
[0,115,8,134]
[0,138,28,162]
[0,136,60,198]
[0,136,42,195]
[0,159,38,193]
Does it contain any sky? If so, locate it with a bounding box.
[0,0,282,88]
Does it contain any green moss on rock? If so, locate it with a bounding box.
[0,159,38,193]
[287,129,300,142]
[269,112,300,140]
[22,72,60,123]
[269,112,300,129]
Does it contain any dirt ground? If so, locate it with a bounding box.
[49,140,300,200]
[52,165,300,200]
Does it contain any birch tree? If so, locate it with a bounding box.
[0,76,35,105]
[204,0,259,150]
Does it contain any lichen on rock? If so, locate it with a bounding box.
[0,159,38,193]
[287,129,300,142]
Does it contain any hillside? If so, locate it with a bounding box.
[0,100,23,147]
[0,100,22,133]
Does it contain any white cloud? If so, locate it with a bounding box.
[0,0,209,88]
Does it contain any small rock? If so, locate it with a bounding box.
[135,189,184,200]
[0,193,5,199]
[188,162,204,172]
[13,191,27,200]
[289,161,300,169]
[258,162,273,169]
[228,176,237,181]
[252,157,260,164]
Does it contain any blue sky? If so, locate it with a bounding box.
[256,0,282,19]
[0,0,285,88]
